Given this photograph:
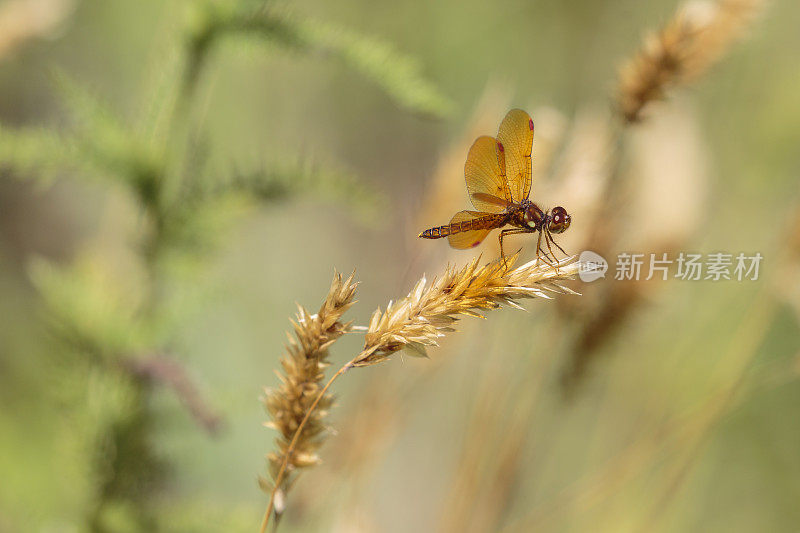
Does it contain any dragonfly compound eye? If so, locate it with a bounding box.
[549,206,571,234]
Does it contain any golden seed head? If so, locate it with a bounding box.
[617,0,764,123]
[354,255,579,367]
[262,271,358,494]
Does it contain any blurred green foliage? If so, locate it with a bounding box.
[0,0,451,530]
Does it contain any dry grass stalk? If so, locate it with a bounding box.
[355,254,580,366]
[503,290,778,533]
[682,0,765,79]
[261,254,580,530]
[289,378,403,520]
[260,271,358,518]
[438,346,544,533]
[618,0,764,123]
[561,105,709,391]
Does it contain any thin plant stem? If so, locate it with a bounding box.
[260,359,356,533]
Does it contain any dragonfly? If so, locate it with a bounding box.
[419,109,571,262]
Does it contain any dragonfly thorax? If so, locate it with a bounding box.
[521,201,546,229]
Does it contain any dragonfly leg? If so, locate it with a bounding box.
[546,230,568,257]
[535,230,555,269]
[499,229,528,267]
[543,231,561,273]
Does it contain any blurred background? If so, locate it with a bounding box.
[1,0,799,531]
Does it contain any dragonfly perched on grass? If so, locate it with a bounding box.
[419,109,571,263]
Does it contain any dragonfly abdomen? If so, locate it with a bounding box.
[419,214,504,239]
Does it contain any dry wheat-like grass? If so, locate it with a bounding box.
[618,0,764,123]
[260,272,358,515]
[260,254,579,530]
[355,254,580,366]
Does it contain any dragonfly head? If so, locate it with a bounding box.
[546,206,571,234]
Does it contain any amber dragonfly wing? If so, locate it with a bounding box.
[496,108,534,203]
[464,135,512,213]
